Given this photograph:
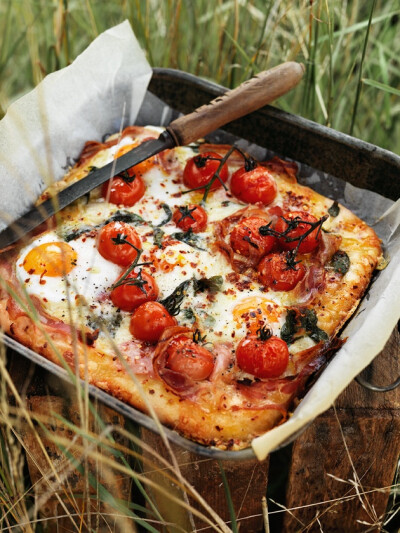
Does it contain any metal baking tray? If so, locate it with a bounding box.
[4,68,400,460]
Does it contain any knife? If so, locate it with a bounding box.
[0,62,304,249]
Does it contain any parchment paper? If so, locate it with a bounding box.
[0,20,152,231]
[0,22,399,461]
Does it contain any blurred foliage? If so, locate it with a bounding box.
[0,0,399,152]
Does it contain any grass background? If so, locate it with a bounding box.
[0,1,399,532]
[1,0,400,154]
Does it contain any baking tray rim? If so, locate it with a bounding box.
[3,67,399,461]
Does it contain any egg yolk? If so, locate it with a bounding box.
[233,297,281,334]
[23,242,77,277]
[115,143,155,175]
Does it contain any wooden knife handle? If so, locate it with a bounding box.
[166,62,305,146]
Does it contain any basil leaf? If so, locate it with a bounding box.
[64,226,93,242]
[330,250,350,275]
[204,314,216,328]
[183,307,196,324]
[300,309,329,343]
[193,275,223,294]
[280,309,298,344]
[160,279,191,316]
[171,229,206,251]
[153,227,164,249]
[63,209,145,241]
[109,210,145,225]
[155,203,173,227]
[328,200,340,217]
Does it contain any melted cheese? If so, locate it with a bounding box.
[18,129,329,353]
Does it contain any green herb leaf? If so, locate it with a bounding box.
[193,328,207,344]
[328,200,340,217]
[160,279,191,316]
[64,226,93,242]
[280,309,298,344]
[330,250,350,275]
[183,307,196,324]
[153,228,164,249]
[109,210,145,225]
[171,229,206,251]
[300,309,329,343]
[281,308,328,344]
[204,314,216,328]
[155,203,173,227]
[62,210,145,241]
[193,275,223,294]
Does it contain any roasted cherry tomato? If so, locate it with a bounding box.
[183,151,228,191]
[101,175,145,207]
[258,252,306,291]
[98,221,141,266]
[165,335,214,381]
[129,302,177,343]
[172,204,208,233]
[229,216,276,258]
[236,331,289,379]
[230,165,277,205]
[275,211,321,253]
[111,270,159,311]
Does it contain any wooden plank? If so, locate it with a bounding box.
[19,395,133,533]
[283,327,400,532]
[141,428,268,532]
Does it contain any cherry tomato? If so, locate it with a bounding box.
[183,151,228,191]
[229,216,276,258]
[230,166,277,205]
[236,333,289,379]
[165,335,215,381]
[101,175,145,207]
[130,302,177,343]
[110,270,159,311]
[275,211,321,253]
[172,204,208,233]
[258,252,306,291]
[98,221,141,266]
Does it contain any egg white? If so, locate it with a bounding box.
[16,133,316,354]
[16,230,121,322]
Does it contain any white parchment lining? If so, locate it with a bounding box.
[0,21,152,232]
[0,22,399,461]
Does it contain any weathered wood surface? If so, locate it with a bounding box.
[141,427,268,532]
[6,325,399,532]
[283,327,400,532]
[11,382,134,533]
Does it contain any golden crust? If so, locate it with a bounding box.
[0,129,382,450]
[0,293,282,449]
[274,177,382,336]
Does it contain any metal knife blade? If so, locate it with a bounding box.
[0,61,305,249]
[0,131,175,249]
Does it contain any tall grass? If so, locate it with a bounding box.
[0,1,399,532]
[0,1,399,153]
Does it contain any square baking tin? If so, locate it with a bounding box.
[3,68,400,460]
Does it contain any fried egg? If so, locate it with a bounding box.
[16,230,121,321]
[15,131,312,355]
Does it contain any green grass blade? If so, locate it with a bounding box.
[218,460,237,533]
[318,9,400,43]
[350,0,377,136]
[362,77,400,97]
